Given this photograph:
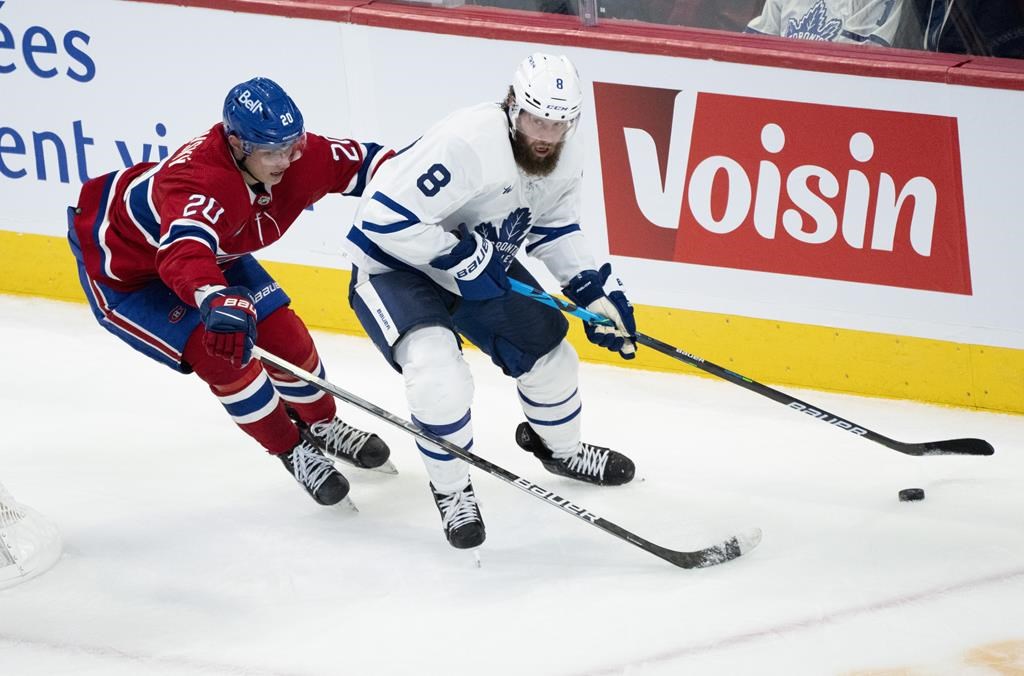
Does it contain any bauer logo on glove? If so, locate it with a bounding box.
[198,285,259,368]
[453,237,493,280]
[430,223,509,301]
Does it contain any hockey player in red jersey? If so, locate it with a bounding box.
[68,77,396,507]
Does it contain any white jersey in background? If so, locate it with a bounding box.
[343,102,597,290]
[746,0,903,47]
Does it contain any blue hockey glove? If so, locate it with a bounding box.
[563,263,637,360]
[198,286,258,368]
[429,223,509,301]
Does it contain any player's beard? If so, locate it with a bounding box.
[512,134,564,177]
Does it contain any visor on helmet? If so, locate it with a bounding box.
[244,132,308,162]
[510,107,578,143]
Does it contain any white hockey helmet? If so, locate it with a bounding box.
[509,53,583,140]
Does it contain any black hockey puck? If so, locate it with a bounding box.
[898,488,925,502]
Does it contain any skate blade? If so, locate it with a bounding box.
[335,496,359,513]
[365,459,399,475]
[472,548,482,568]
[327,454,398,475]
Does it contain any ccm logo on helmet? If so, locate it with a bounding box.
[594,84,971,295]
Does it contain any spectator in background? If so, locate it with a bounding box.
[745,0,904,47]
[470,0,765,32]
[599,0,763,31]
[469,0,574,13]
[906,0,1024,58]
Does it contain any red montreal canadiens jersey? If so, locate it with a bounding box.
[74,123,392,304]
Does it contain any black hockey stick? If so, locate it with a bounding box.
[508,279,994,458]
[253,346,761,569]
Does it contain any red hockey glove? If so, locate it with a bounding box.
[198,286,258,368]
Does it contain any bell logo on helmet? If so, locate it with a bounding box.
[237,89,264,115]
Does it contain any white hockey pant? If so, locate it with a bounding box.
[394,325,474,494]
[516,339,582,460]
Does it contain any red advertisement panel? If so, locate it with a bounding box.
[594,84,971,294]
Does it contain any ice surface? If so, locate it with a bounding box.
[1,295,1022,675]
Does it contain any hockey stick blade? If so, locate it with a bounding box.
[253,347,761,570]
[653,527,763,569]
[508,280,995,459]
[906,438,994,456]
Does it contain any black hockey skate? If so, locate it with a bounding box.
[279,431,351,506]
[516,422,635,486]
[292,411,394,473]
[431,481,486,549]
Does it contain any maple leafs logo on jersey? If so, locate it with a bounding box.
[785,0,842,41]
[477,207,532,268]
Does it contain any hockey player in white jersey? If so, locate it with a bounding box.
[343,53,637,550]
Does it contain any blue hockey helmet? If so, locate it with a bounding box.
[222,77,305,155]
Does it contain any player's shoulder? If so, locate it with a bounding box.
[155,124,248,208]
[301,130,354,157]
[426,103,509,158]
[161,125,233,178]
[381,103,510,186]
[439,103,506,135]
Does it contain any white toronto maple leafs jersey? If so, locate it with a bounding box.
[746,0,902,47]
[343,102,597,294]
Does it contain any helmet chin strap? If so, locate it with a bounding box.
[233,151,262,187]
[226,133,261,187]
[506,106,518,140]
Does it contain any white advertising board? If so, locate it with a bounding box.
[0,0,356,270]
[2,0,1022,350]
